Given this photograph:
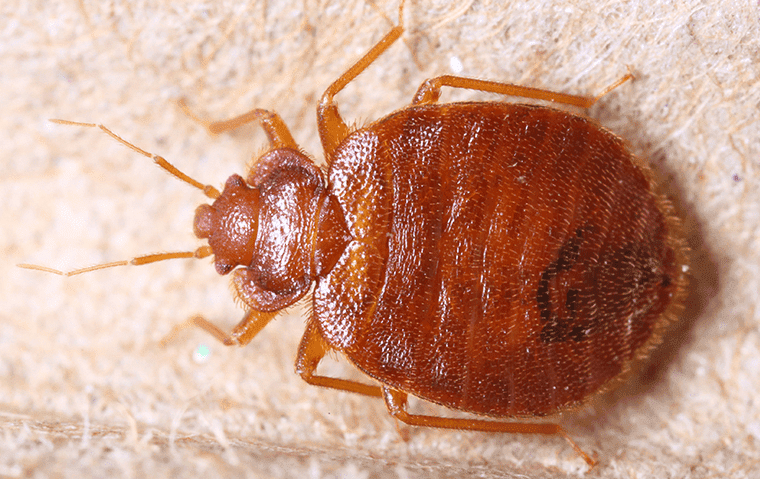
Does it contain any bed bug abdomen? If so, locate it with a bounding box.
[316,101,686,417]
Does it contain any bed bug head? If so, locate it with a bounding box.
[20,121,350,315]
[193,174,261,275]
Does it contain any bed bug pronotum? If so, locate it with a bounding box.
[22,4,689,468]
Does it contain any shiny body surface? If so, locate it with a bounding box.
[161,21,688,466]
[317,102,683,416]
[32,12,688,467]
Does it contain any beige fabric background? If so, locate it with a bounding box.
[2,1,758,478]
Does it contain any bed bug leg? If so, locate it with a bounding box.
[317,13,404,158]
[381,387,597,467]
[295,320,383,398]
[160,309,278,347]
[178,99,299,149]
[411,71,633,108]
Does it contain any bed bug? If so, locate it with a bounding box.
[22,6,689,469]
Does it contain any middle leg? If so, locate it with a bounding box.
[295,320,383,398]
[317,3,405,159]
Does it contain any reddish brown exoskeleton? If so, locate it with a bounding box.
[23,6,688,468]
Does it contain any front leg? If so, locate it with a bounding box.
[161,308,278,347]
[179,100,298,149]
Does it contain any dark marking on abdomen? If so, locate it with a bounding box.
[537,228,587,344]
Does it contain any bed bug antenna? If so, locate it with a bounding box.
[17,120,218,276]
[18,248,213,276]
[48,119,221,199]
